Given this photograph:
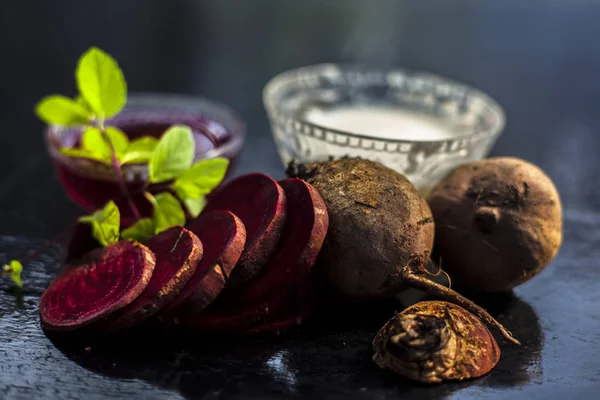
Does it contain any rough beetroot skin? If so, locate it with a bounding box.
[39,241,156,331]
[163,210,246,318]
[203,173,286,286]
[193,178,328,333]
[104,227,202,331]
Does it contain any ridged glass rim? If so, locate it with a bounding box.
[263,63,506,146]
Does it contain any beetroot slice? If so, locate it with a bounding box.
[39,241,156,331]
[192,178,328,333]
[104,227,202,331]
[203,173,286,286]
[191,269,314,334]
[163,210,246,316]
[233,178,328,303]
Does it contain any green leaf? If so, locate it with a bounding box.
[59,147,110,163]
[121,218,155,242]
[79,200,121,246]
[182,196,206,218]
[76,47,127,119]
[121,137,159,164]
[3,261,23,288]
[75,95,94,114]
[173,158,229,199]
[149,125,195,183]
[35,95,90,126]
[150,192,186,234]
[81,126,129,161]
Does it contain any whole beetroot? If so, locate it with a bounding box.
[427,157,563,292]
[291,158,434,300]
[289,158,519,344]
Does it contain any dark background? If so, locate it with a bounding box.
[1,1,599,399]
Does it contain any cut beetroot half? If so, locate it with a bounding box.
[202,173,286,286]
[190,178,328,333]
[162,211,246,317]
[103,227,203,331]
[39,241,156,331]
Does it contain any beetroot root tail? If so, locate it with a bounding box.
[402,272,520,345]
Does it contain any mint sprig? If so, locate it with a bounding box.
[149,125,195,183]
[76,47,127,119]
[7,47,230,290]
[35,47,126,127]
[36,95,91,126]
[121,218,155,241]
[77,124,229,245]
[1,261,23,288]
[79,201,121,247]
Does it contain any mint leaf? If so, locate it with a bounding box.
[35,95,90,126]
[59,147,110,163]
[150,192,186,234]
[121,137,159,164]
[76,47,127,119]
[3,261,23,288]
[149,125,195,183]
[173,158,229,199]
[182,196,206,218]
[81,126,129,161]
[79,200,121,246]
[75,95,93,114]
[121,218,155,242]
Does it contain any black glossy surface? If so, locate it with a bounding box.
[1,1,600,399]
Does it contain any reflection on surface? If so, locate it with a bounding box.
[45,290,543,399]
[264,351,298,392]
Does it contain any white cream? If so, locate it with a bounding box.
[303,105,456,141]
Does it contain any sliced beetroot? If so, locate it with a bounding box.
[203,173,286,286]
[186,287,290,332]
[190,178,328,333]
[233,178,328,303]
[39,241,156,331]
[104,227,202,331]
[190,271,313,333]
[162,211,246,316]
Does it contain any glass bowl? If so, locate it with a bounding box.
[45,93,245,221]
[263,64,505,192]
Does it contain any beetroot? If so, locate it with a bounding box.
[190,178,328,333]
[233,178,328,304]
[163,211,246,316]
[39,241,156,331]
[203,173,286,286]
[103,227,202,331]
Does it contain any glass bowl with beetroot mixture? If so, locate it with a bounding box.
[45,93,245,224]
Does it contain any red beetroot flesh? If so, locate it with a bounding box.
[203,173,286,286]
[39,241,156,331]
[192,178,328,333]
[104,227,202,331]
[163,211,246,317]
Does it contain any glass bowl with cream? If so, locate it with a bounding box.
[263,64,505,192]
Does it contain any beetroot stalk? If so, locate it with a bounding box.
[99,122,140,221]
